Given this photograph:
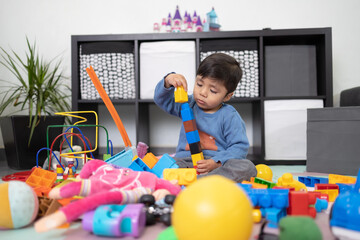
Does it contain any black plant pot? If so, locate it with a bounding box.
[0,115,65,170]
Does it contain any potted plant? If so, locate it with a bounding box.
[0,37,71,169]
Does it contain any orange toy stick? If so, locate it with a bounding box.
[86,66,132,147]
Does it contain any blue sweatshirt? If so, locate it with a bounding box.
[154,79,249,164]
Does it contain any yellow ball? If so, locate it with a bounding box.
[172,175,253,240]
[256,164,273,182]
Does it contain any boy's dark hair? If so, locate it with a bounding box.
[196,53,242,93]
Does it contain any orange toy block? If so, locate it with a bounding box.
[163,168,197,186]
[241,181,268,189]
[25,168,57,188]
[142,152,159,169]
[328,174,356,184]
[174,86,188,103]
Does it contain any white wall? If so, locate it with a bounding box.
[1,0,359,149]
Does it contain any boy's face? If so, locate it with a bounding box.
[193,75,233,113]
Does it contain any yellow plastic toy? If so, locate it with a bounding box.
[256,164,273,182]
[174,86,188,103]
[163,168,197,186]
[277,173,307,191]
[172,175,253,240]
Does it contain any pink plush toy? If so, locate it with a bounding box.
[34,159,181,232]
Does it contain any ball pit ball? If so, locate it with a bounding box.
[172,175,253,240]
[256,164,273,182]
[0,181,39,229]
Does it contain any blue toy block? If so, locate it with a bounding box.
[128,159,144,172]
[314,198,328,212]
[105,149,133,168]
[134,158,152,172]
[151,154,178,178]
[237,183,252,191]
[263,208,287,228]
[185,130,200,144]
[298,176,328,187]
[181,103,194,122]
[244,188,289,209]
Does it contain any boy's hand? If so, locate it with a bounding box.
[196,159,221,174]
[164,73,188,92]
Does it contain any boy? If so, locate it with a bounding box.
[154,53,256,182]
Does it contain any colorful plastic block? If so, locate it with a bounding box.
[174,86,188,103]
[277,173,307,191]
[163,168,197,186]
[254,177,277,188]
[189,142,202,154]
[105,149,133,168]
[241,181,268,189]
[183,119,197,133]
[328,174,356,184]
[287,191,317,218]
[262,207,287,228]
[337,183,355,193]
[142,152,158,169]
[129,158,152,172]
[25,168,57,188]
[82,204,146,237]
[180,103,194,122]
[151,154,178,178]
[244,188,289,209]
[185,130,200,144]
[314,184,339,202]
[298,176,329,187]
[190,152,204,166]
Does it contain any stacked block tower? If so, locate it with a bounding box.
[174,86,204,170]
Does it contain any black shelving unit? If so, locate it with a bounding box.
[71,28,332,164]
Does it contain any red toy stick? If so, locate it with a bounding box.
[86,66,132,147]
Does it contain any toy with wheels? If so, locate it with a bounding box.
[0,181,39,229]
[140,194,176,226]
[82,203,146,237]
[172,175,253,240]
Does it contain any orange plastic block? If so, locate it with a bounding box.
[328,174,356,184]
[25,168,57,188]
[163,168,197,186]
[142,152,159,169]
[33,186,52,197]
[183,119,197,133]
[174,86,188,103]
[190,152,204,167]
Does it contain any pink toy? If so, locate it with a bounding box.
[34,160,181,232]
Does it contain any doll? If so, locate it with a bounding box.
[34,159,181,232]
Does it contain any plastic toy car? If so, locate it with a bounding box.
[82,203,146,237]
[140,194,176,226]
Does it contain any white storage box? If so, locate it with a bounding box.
[140,41,196,99]
[264,100,323,160]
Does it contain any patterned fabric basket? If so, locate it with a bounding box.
[79,46,136,100]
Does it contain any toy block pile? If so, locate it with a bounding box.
[242,164,360,234]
